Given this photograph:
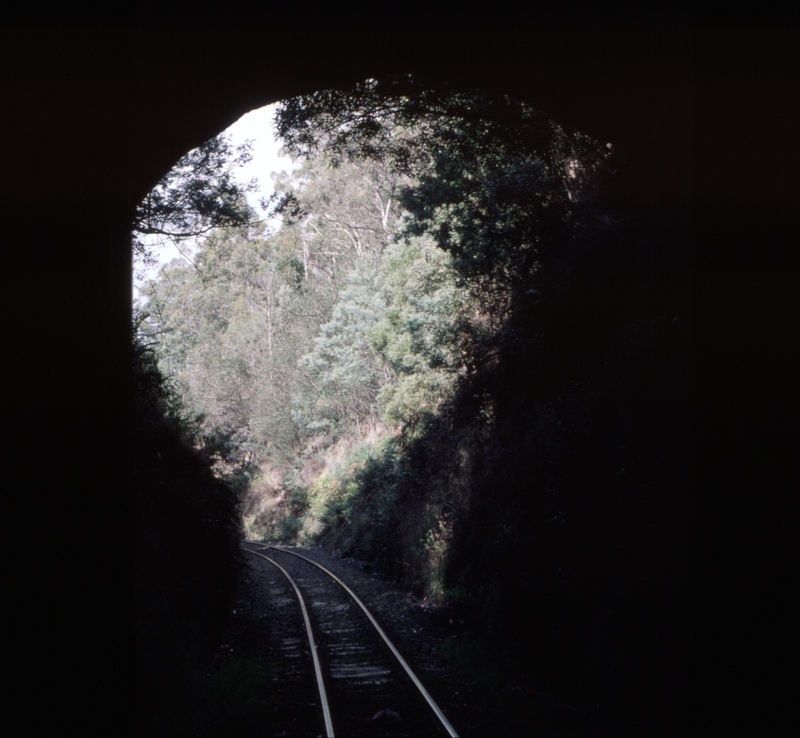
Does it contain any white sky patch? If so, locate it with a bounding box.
[225,103,298,213]
[133,102,299,302]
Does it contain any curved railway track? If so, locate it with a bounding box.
[242,541,459,738]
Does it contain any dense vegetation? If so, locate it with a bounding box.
[132,319,256,734]
[135,76,689,733]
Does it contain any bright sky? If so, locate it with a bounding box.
[133,102,298,302]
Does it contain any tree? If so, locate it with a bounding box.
[295,254,386,439]
[275,75,614,302]
[132,133,259,266]
[268,152,405,276]
[369,235,472,427]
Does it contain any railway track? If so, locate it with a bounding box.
[241,541,459,738]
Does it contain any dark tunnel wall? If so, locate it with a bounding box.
[2,24,795,733]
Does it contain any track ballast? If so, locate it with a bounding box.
[242,541,458,738]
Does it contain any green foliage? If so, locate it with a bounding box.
[269,153,403,247]
[294,254,384,438]
[140,223,321,464]
[369,235,471,426]
[139,152,411,468]
[133,133,258,266]
[132,319,247,734]
[276,75,614,297]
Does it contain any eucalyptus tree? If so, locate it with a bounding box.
[268,152,406,277]
[275,75,614,307]
[369,235,473,428]
[294,253,386,440]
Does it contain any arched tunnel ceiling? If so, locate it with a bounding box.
[3,27,794,413]
[2,27,693,228]
[128,27,691,214]
[4,27,797,277]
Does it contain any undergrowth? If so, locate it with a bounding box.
[132,325,252,734]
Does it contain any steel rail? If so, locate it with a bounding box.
[242,546,335,738]
[249,542,460,738]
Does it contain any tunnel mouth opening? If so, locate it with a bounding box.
[132,75,615,558]
[132,73,617,582]
[131,72,689,736]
